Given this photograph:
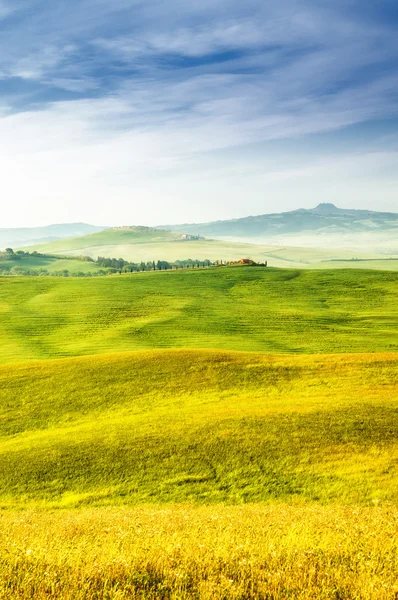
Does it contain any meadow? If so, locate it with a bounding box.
[0,252,105,276]
[23,227,281,265]
[0,267,396,363]
[0,348,397,597]
[0,349,397,507]
[2,504,398,599]
[0,266,397,598]
[310,258,398,271]
[22,225,390,269]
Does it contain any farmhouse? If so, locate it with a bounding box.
[227,258,268,267]
[180,234,203,241]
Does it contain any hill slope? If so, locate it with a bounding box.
[21,226,291,265]
[0,222,105,249]
[20,225,394,268]
[0,267,396,364]
[0,266,397,595]
[0,251,107,276]
[0,349,397,507]
[159,204,398,252]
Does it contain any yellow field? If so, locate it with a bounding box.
[0,266,397,598]
[0,350,397,508]
[1,504,398,599]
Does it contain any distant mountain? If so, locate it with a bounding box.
[0,223,106,250]
[158,204,398,243]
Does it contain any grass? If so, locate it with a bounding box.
[1,266,397,597]
[22,226,390,268]
[0,267,396,364]
[0,254,104,275]
[24,226,183,253]
[0,349,397,507]
[1,504,398,599]
[310,258,398,271]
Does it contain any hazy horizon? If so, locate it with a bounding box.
[0,1,397,228]
[0,202,397,231]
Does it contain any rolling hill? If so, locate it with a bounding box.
[1,265,397,597]
[20,224,396,269]
[0,348,397,507]
[20,225,286,264]
[0,250,108,276]
[0,222,106,249]
[159,203,398,252]
[0,267,396,364]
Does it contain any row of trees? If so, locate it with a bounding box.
[0,248,218,277]
[96,257,213,273]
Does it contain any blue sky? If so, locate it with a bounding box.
[0,0,397,226]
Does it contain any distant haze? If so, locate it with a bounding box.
[0,223,105,249]
[158,203,398,252]
[3,203,397,256]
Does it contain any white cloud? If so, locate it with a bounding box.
[3,45,77,81]
[0,0,397,225]
[0,79,397,227]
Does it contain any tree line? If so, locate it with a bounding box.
[96,257,213,273]
[0,248,218,277]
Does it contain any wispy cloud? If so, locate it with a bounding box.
[0,0,397,225]
[0,0,17,19]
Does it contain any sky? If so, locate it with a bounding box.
[0,0,397,227]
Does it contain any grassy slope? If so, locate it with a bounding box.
[0,349,397,507]
[309,258,398,271]
[0,268,396,363]
[23,226,292,265]
[0,254,104,274]
[22,226,386,267]
[1,266,397,597]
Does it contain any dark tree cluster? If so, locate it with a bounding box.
[0,248,215,277]
[96,257,213,273]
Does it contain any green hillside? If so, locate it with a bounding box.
[0,251,106,276]
[24,226,184,254]
[309,258,398,271]
[0,266,397,597]
[22,225,389,268]
[27,226,182,250]
[22,226,290,264]
[0,349,397,507]
[0,267,396,364]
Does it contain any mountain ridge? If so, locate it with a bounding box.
[156,204,398,243]
[159,203,398,226]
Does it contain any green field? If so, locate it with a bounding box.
[0,348,397,508]
[310,258,398,271]
[0,267,396,363]
[22,225,390,268]
[22,226,295,265]
[0,253,105,275]
[1,266,397,598]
